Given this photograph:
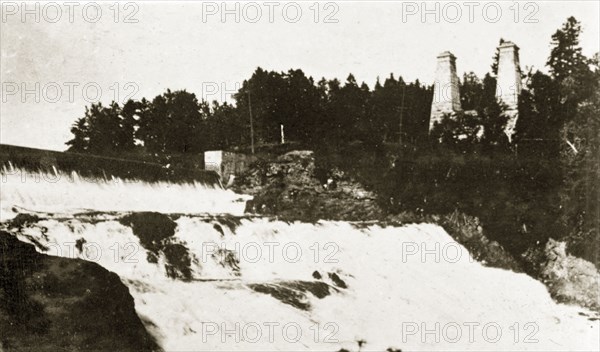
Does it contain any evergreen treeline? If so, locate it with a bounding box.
[66,70,433,155]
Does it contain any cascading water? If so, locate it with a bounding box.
[0,166,249,220]
[1,168,598,351]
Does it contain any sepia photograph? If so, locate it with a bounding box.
[0,1,599,351]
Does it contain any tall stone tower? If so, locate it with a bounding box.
[430,51,462,131]
[496,41,522,140]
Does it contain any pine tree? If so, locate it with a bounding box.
[547,17,587,83]
[491,38,505,76]
[66,116,90,152]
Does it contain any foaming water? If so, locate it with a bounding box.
[0,166,250,220]
[6,212,599,352]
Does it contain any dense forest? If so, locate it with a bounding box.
[66,17,599,267]
[65,70,433,155]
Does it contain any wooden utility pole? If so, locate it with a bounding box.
[399,84,407,145]
[247,91,255,154]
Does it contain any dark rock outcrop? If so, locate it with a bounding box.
[524,239,600,312]
[438,211,522,272]
[120,212,193,280]
[248,280,336,311]
[0,231,160,351]
[234,150,385,222]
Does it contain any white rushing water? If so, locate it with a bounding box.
[1,169,598,351]
[0,167,249,221]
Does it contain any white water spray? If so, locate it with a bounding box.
[1,168,598,351]
[0,167,250,221]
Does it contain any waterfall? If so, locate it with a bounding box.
[0,167,249,221]
[1,168,598,351]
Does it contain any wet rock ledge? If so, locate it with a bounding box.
[0,231,160,352]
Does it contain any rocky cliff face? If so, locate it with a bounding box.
[233,150,385,222]
[0,231,160,352]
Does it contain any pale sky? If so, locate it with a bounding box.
[1,0,599,151]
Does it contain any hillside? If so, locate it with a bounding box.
[233,149,600,311]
